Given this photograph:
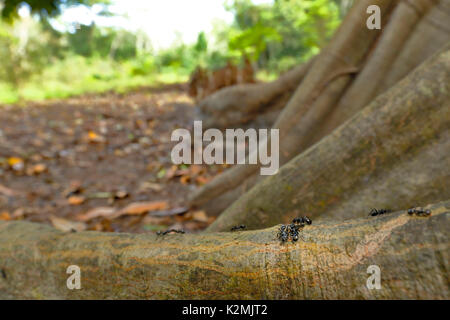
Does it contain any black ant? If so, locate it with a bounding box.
[292,216,312,225]
[230,224,246,231]
[288,224,300,242]
[369,208,392,216]
[277,216,312,243]
[156,229,185,236]
[277,225,289,242]
[407,207,431,216]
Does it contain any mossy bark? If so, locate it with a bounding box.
[0,201,448,299]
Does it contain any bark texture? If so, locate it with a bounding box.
[0,201,448,299]
[196,58,314,129]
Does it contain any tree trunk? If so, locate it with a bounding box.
[189,0,396,208]
[0,201,448,299]
[189,0,450,215]
[196,58,314,129]
[207,42,450,232]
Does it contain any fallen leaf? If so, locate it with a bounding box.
[77,207,117,222]
[87,131,106,143]
[50,216,86,232]
[111,201,169,219]
[165,165,178,179]
[114,190,129,199]
[0,211,11,221]
[0,184,17,197]
[68,195,86,205]
[8,157,24,171]
[195,175,210,185]
[157,168,166,179]
[64,180,83,198]
[26,163,47,175]
[138,181,163,192]
[192,210,209,222]
[180,175,191,184]
[12,208,25,218]
[90,219,113,232]
[190,165,203,175]
[150,207,189,217]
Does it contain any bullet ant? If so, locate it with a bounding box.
[156,229,185,236]
[369,208,392,216]
[407,207,431,216]
[230,224,246,231]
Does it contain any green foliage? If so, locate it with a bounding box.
[1,0,110,21]
[194,32,208,53]
[0,0,346,104]
[126,55,156,76]
[0,19,59,86]
[1,55,187,103]
[228,22,281,61]
[227,0,341,72]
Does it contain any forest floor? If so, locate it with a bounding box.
[0,84,227,233]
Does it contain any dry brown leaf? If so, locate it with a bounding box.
[64,180,83,197]
[50,216,86,232]
[26,163,47,175]
[11,208,25,218]
[138,181,163,192]
[111,201,168,219]
[195,175,210,185]
[90,219,113,232]
[0,184,17,197]
[190,165,202,175]
[192,210,209,222]
[8,157,24,171]
[180,175,191,184]
[114,190,129,199]
[77,207,117,222]
[165,165,178,179]
[68,195,86,205]
[0,211,11,221]
[87,131,106,143]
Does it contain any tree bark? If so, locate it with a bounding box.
[207,42,450,232]
[196,58,314,129]
[0,201,448,299]
[189,0,397,208]
[382,0,450,91]
[189,0,450,214]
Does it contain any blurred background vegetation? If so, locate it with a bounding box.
[0,0,352,104]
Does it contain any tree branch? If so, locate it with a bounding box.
[0,201,448,299]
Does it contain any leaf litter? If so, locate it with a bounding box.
[0,86,223,233]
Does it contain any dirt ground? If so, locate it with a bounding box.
[0,84,227,234]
